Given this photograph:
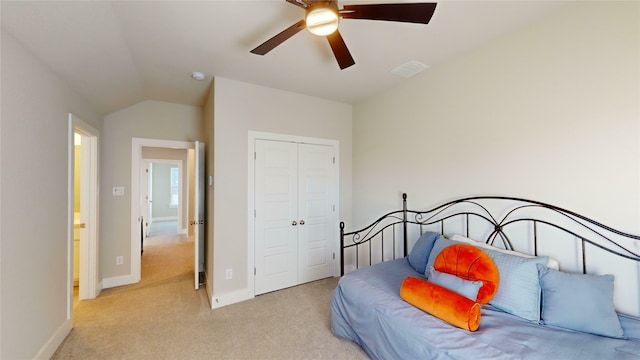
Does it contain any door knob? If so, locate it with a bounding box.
[299,220,305,225]
[292,221,297,226]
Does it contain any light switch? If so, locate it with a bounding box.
[112,186,125,196]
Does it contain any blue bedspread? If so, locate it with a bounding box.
[330,258,640,360]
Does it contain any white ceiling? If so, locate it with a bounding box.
[1,0,568,115]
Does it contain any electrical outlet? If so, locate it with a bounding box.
[116,256,124,265]
[112,186,125,196]
[225,268,233,280]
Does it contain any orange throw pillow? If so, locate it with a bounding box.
[400,276,481,331]
[434,244,499,304]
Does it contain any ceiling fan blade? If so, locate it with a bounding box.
[326,30,355,70]
[340,3,437,24]
[285,0,310,9]
[250,20,306,55]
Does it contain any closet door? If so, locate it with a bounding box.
[297,144,335,283]
[254,139,337,295]
[254,140,298,295]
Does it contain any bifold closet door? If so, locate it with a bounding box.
[254,139,335,295]
[255,140,299,295]
[296,143,334,284]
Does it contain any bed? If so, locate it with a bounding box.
[330,194,640,359]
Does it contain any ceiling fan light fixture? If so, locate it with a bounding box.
[306,7,339,36]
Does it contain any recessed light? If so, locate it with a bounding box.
[191,72,206,81]
[391,60,430,78]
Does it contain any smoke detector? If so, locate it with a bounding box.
[191,72,207,81]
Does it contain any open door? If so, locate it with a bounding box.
[194,141,205,290]
[68,113,100,311]
[140,162,150,246]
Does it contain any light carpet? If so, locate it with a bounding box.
[52,235,367,359]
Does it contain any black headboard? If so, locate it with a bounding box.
[340,193,640,276]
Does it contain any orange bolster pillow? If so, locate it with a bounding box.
[434,244,499,304]
[400,276,481,331]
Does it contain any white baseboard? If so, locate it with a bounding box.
[211,288,253,309]
[178,228,188,235]
[151,216,177,222]
[34,318,72,359]
[205,270,213,309]
[102,274,137,289]
[96,279,103,296]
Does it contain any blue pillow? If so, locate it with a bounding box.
[425,236,457,273]
[427,266,482,301]
[619,313,640,341]
[407,232,440,274]
[537,264,624,338]
[428,236,548,322]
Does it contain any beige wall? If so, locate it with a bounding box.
[208,77,352,307]
[1,30,103,359]
[101,100,203,279]
[352,1,639,311]
[353,1,639,231]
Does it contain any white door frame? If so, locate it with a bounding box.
[247,131,340,297]
[67,113,100,317]
[131,138,194,283]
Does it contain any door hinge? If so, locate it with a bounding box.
[254,152,256,160]
[254,267,256,276]
[332,205,335,212]
[333,157,335,164]
[333,252,335,260]
[254,209,256,218]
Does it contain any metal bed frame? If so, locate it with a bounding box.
[340,193,640,276]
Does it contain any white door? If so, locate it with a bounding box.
[297,144,335,283]
[140,162,150,238]
[69,113,100,307]
[255,140,298,294]
[194,141,205,290]
[254,139,336,295]
[77,132,91,297]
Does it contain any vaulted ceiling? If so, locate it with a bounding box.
[1,1,567,115]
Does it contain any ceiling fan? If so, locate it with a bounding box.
[250,1,437,70]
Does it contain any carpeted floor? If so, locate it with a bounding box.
[52,234,367,359]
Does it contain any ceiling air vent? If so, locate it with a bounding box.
[391,60,430,78]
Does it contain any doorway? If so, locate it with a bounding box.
[131,139,205,290]
[142,159,183,239]
[68,114,100,318]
